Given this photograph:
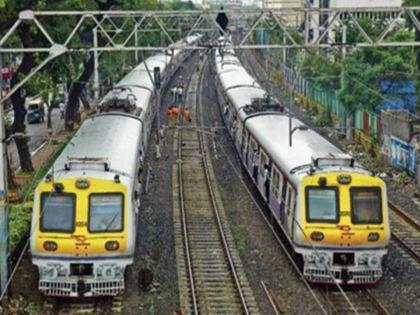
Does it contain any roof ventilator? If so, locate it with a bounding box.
[243,95,284,115]
[311,153,355,168]
[65,157,110,172]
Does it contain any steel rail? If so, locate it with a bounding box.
[389,202,420,231]
[320,288,391,315]
[389,202,420,263]
[177,102,199,315]
[196,59,251,315]
[365,288,392,315]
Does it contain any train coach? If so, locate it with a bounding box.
[213,42,391,284]
[30,34,201,298]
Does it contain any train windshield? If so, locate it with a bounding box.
[40,193,75,232]
[306,187,339,223]
[89,194,123,232]
[351,187,382,224]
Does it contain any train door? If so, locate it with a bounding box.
[285,184,296,238]
[248,137,258,180]
[279,178,288,231]
[258,150,269,201]
[241,128,248,161]
[235,119,242,151]
[270,166,282,220]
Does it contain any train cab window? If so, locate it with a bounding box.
[350,187,382,224]
[306,187,339,223]
[89,194,123,232]
[40,193,75,233]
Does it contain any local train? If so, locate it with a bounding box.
[213,40,390,284]
[30,34,202,297]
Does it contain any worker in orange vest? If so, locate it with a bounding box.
[167,105,179,126]
[183,107,192,123]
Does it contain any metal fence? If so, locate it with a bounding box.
[275,60,419,180]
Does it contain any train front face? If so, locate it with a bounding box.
[30,177,132,297]
[295,172,390,285]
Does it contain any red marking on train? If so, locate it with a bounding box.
[72,235,90,246]
[337,225,351,231]
[341,232,355,236]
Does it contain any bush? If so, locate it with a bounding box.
[9,202,33,251]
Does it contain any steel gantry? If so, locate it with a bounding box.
[2,6,420,296]
[1,7,420,104]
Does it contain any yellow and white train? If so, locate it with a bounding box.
[213,40,391,284]
[30,35,201,297]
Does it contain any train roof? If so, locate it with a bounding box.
[214,42,365,182]
[245,115,366,184]
[52,114,142,183]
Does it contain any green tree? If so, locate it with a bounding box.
[339,30,415,114]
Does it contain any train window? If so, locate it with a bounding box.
[350,187,382,224]
[305,187,339,223]
[290,188,296,214]
[260,151,268,173]
[277,171,284,200]
[250,137,258,152]
[89,194,124,233]
[286,185,295,215]
[271,169,280,197]
[40,193,75,233]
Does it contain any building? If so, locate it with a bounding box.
[306,0,402,43]
[263,0,303,9]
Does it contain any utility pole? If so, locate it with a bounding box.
[0,51,9,296]
[134,25,139,63]
[93,27,99,100]
[282,31,286,64]
[340,25,352,141]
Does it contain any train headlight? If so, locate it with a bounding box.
[104,266,115,279]
[368,232,380,242]
[357,254,369,266]
[310,231,324,241]
[368,255,380,268]
[75,179,90,189]
[315,253,331,268]
[337,174,352,185]
[304,254,316,264]
[105,241,120,251]
[42,266,58,279]
[43,241,58,251]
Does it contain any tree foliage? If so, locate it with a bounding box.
[339,21,416,114]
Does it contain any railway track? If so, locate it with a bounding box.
[320,288,390,315]
[173,59,259,314]
[389,202,420,265]
[46,296,122,315]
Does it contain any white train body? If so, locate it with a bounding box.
[213,43,390,284]
[30,35,201,297]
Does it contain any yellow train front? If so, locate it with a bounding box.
[294,167,390,284]
[30,114,143,297]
